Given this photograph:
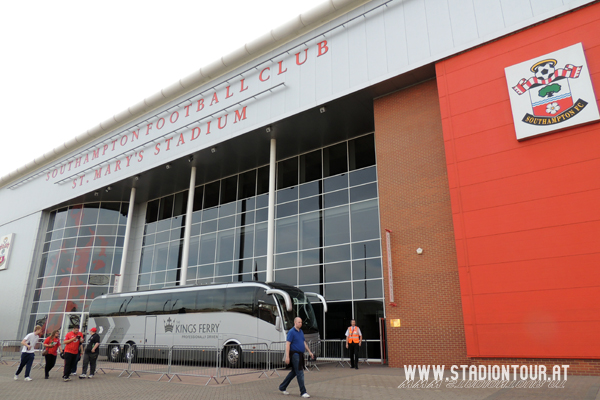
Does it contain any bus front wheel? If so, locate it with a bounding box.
[223,345,243,369]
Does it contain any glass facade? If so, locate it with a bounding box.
[29,202,129,333]
[139,133,384,342]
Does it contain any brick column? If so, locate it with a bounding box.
[374,79,468,367]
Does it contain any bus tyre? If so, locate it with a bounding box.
[224,345,243,369]
[108,344,122,362]
[126,342,137,363]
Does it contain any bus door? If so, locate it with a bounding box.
[257,290,284,343]
[144,316,157,345]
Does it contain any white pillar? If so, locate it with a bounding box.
[266,139,276,283]
[117,187,136,293]
[179,166,196,286]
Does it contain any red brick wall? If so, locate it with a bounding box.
[374,80,468,368]
[436,1,600,363]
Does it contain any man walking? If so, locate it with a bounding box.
[80,327,100,379]
[345,319,362,369]
[14,325,42,381]
[279,317,314,398]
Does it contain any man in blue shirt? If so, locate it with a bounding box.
[279,317,314,398]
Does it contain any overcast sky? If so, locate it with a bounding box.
[0,0,327,178]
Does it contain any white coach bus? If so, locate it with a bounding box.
[89,282,326,367]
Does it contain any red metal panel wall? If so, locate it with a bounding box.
[436,3,600,359]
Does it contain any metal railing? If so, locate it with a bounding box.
[1,338,382,384]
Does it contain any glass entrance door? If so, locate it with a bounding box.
[60,312,89,335]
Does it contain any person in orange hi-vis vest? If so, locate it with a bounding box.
[345,319,362,370]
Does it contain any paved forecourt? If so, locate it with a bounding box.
[2,362,600,400]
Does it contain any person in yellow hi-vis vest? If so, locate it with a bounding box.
[345,319,362,370]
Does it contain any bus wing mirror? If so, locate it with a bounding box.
[275,316,282,332]
[265,289,293,312]
[304,292,328,313]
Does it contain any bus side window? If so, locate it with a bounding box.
[225,287,257,317]
[89,298,106,318]
[196,289,225,313]
[258,291,279,325]
[125,295,148,316]
[105,297,128,317]
[146,293,172,315]
[171,291,196,314]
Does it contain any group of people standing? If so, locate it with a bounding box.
[13,325,101,382]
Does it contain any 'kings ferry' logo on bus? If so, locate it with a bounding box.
[163,318,220,334]
[164,317,174,333]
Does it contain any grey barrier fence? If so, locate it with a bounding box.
[1,340,26,366]
[168,345,220,385]
[2,338,381,383]
[306,339,345,370]
[218,342,270,383]
[341,339,381,367]
[267,341,287,377]
[124,344,172,380]
[95,343,132,376]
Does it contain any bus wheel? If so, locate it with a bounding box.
[126,342,137,363]
[223,345,243,368]
[108,344,122,362]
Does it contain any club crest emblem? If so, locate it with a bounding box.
[0,234,13,271]
[505,43,600,140]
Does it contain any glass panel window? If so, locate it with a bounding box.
[221,175,238,205]
[238,170,256,199]
[277,157,298,189]
[350,200,380,242]
[323,142,347,177]
[193,186,204,212]
[349,183,378,203]
[276,216,298,254]
[199,233,217,265]
[348,134,376,171]
[204,181,220,209]
[256,166,270,195]
[325,282,351,301]
[300,149,322,184]
[299,265,321,285]
[299,212,321,250]
[323,206,350,246]
[173,191,188,217]
[352,258,383,280]
[216,230,235,262]
[325,262,351,282]
[159,195,174,221]
[349,166,377,186]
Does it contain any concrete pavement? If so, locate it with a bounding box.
[2,361,600,400]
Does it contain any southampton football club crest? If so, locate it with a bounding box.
[505,43,600,140]
[0,234,14,271]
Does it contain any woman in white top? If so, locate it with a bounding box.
[14,325,42,381]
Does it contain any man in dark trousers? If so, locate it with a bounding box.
[62,326,83,382]
[279,317,314,398]
[80,327,100,378]
[345,319,362,369]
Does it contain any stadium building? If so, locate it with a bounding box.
[1,0,599,373]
